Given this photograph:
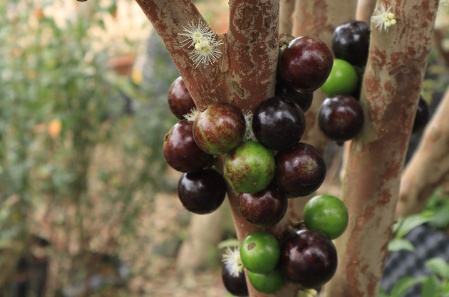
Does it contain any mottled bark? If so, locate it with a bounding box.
[321,1,438,296]
[356,0,377,23]
[280,0,295,34]
[289,0,357,221]
[396,87,449,217]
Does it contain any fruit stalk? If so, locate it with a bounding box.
[396,87,449,217]
[321,1,439,296]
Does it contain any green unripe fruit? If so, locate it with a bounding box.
[247,267,287,294]
[321,59,358,97]
[240,231,280,274]
[303,194,349,240]
[224,141,275,193]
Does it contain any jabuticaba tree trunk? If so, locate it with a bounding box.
[356,0,377,23]
[396,87,449,217]
[288,0,357,222]
[321,1,438,296]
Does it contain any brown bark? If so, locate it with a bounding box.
[321,1,438,296]
[280,0,295,34]
[289,0,357,221]
[356,0,377,23]
[396,87,449,217]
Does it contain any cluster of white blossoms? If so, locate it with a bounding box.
[222,247,244,277]
[371,3,397,32]
[179,19,223,69]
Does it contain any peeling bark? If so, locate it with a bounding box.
[356,0,377,23]
[321,1,438,296]
[396,87,449,217]
[280,0,295,34]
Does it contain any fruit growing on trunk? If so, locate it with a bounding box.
[167,76,196,120]
[224,141,275,194]
[320,59,358,97]
[240,231,280,274]
[275,79,313,112]
[332,20,370,68]
[279,36,333,92]
[281,229,338,289]
[178,168,227,214]
[163,120,214,172]
[247,267,287,294]
[252,96,306,151]
[412,95,430,134]
[222,264,249,296]
[193,102,246,155]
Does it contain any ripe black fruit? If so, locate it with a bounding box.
[332,20,370,67]
[167,76,196,120]
[275,79,313,112]
[222,264,248,296]
[252,96,306,151]
[178,168,227,214]
[412,95,430,134]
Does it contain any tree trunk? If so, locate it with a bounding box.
[396,87,449,217]
[321,1,438,296]
[356,0,377,23]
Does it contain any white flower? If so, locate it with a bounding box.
[183,107,200,122]
[222,247,244,277]
[371,3,397,32]
[179,19,223,68]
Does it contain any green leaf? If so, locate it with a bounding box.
[218,239,240,249]
[395,214,434,239]
[421,275,442,297]
[388,238,415,252]
[426,258,449,278]
[378,288,389,297]
[390,276,426,297]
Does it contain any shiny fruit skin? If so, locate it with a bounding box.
[247,267,287,294]
[321,59,358,97]
[178,168,227,215]
[224,141,275,194]
[275,143,326,197]
[222,264,249,296]
[240,231,280,274]
[280,36,333,92]
[252,96,306,151]
[163,121,214,172]
[281,229,338,289]
[318,95,364,142]
[275,79,313,112]
[412,95,430,134]
[193,102,245,155]
[167,76,196,120]
[332,20,370,67]
[303,194,348,240]
[238,184,288,228]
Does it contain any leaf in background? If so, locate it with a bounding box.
[426,258,449,279]
[390,276,426,297]
[388,238,415,252]
[395,214,434,239]
[378,288,389,297]
[421,275,442,297]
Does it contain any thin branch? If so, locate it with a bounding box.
[134,0,227,110]
[321,0,439,296]
[397,87,449,217]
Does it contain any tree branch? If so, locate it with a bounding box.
[134,0,227,110]
[321,0,438,296]
[356,0,377,23]
[396,87,449,217]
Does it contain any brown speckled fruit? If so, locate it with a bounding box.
[238,184,288,228]
[280,36,333,92]
[167,76,196,120]
[275,143,326,197]
[318,95,364,144]
[163,121,214,172]
[193,102,245,155]
[281,229,337,289]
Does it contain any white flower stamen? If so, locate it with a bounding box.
[183,107,201,122]
[371,3,397,32]
[243,110,257,142]
[222,247,244,277]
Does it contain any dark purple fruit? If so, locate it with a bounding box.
[275,143,326,197]
[281,229,338,289]
[280,36,333,92]
[275,79,313,112]
[238,184,288,228]
[222,264,248,296]
[350,67,364,101]
[167,76,196,120]
[332,20,370,67]
[412,95,430,134]
[318,95,364,143]
[163,121,214,172]
[193,102,245,155]
[178,168,227,214]
[252,96,306,151]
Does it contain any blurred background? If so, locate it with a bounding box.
[1,0,449,297]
